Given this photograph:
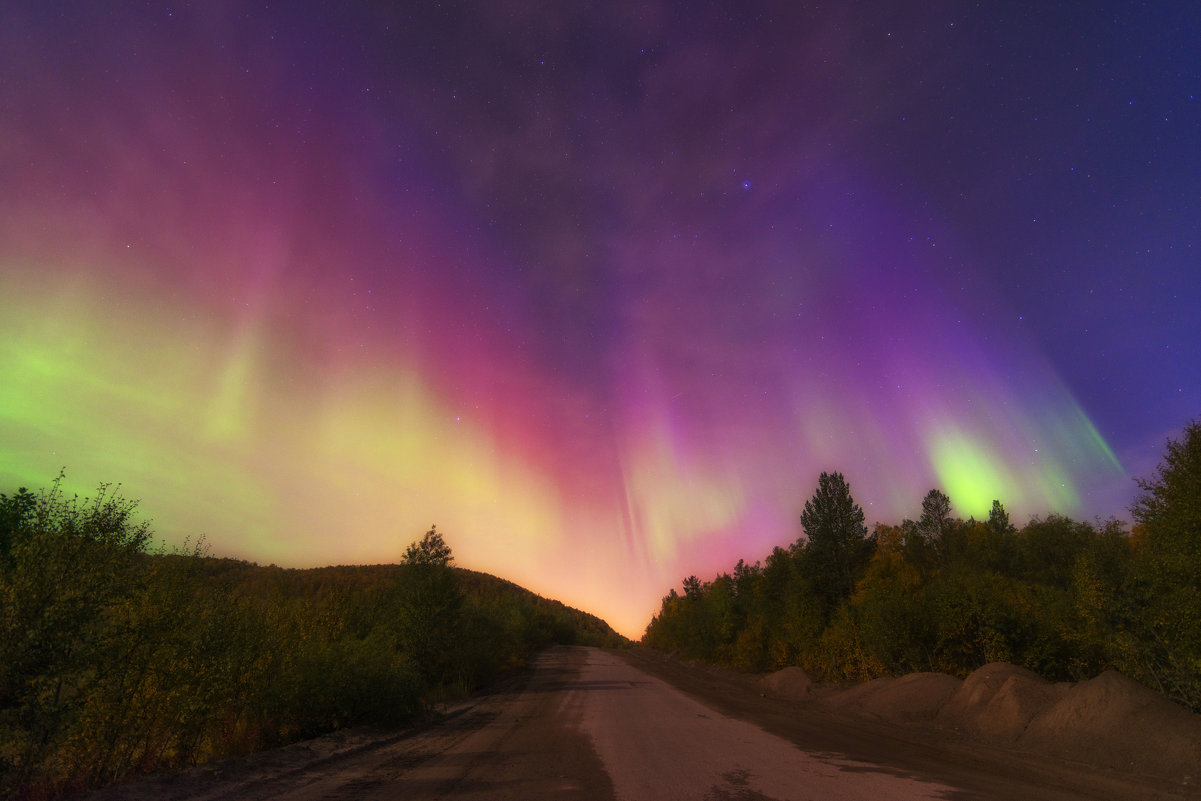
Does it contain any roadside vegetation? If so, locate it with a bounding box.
[0,483,624,799]
[644,418,1201,716]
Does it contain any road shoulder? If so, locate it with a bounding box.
[614,648,1198,801]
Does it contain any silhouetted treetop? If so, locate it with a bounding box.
[799,471,867,549]
[798,471,872,613]
[918,488,952,544]
[987,499,1013,536]
[402,525,453,567]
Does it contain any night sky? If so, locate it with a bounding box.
[2,2,1198,637]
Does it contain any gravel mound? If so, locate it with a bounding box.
[937,662,1067,742]
[1018,670,1201,782]
[761,667,814,701]
[822,672,962,724]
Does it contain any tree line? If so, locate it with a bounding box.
[644,419,1201,716]
[0,478,625,799]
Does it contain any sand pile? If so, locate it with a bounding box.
[758,660,1200,784]
[761,667,815,701]
[830,664,1201,783]
[1016,670,1201,782]
[820,673,962,724]
[936,662,1067,742]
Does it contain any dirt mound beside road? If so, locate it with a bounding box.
[761,666,815,701]
[816,662,1200,788]
[1018,670,1201,783]
[937,662,1068,742]
[622,649,1200,798]
[820,672,962,724]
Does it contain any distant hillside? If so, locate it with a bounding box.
[0,481,627,798]
[169,555,627,651]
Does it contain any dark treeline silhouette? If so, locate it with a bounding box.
[0,479,625,799]
[644,419,1201,718]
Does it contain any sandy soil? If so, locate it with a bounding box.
[74,647,1200,800]
[621,649,1200,799]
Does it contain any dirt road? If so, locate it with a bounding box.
[86,646,1193,801]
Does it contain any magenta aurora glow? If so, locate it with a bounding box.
[2,3,1198,637]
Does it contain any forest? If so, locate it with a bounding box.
[0,484,625,800]
[644,419,1201,717]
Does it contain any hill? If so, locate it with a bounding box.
[0,482,626,798]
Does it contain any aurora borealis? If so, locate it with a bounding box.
[2,3,1198,637]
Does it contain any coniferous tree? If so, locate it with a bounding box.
[799,471,872,614]
[987,499,1013,536]
[919,489,952,547]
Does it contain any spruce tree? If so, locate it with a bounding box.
[799,471,871,614]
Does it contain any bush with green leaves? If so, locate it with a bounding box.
[1,475,626,797]
[1,474,152,794]
[1124,419,1201,709]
